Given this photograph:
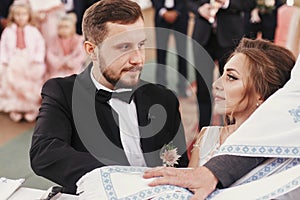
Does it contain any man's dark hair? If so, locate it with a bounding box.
[82,0,144,45]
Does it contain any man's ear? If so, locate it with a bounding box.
[84,41,97,60]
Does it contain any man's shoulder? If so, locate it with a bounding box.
[138,80,175,95]
[44,74,77,87]
[42,74,77,96]
[136,80,178,103]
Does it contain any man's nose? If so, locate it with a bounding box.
[129,49,144,64]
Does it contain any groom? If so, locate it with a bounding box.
[30,0,189,194]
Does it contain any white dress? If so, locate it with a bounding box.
[195,126,222,166]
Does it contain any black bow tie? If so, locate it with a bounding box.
[95,89,134,103]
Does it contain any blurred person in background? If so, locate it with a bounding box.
[0,3,46,122]
[45,13,86,79]
[0,0,14,35]
[61,0,99,35]
[188,0,256,132]
[151,0,190,97]
[244,0,284,42]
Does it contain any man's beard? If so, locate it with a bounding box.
[102,68,142,89]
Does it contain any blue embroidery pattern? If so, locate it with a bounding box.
[218,145,300,157]
[207,160,300,199]
[206,176,300,200]
[151,192,192,200]
[208,174,300,200]
[257,175,300,200]
[206,189,221,200]
[98,163,300,200]
[238,158,300,185]
[289,106,300,123]
[100,166,192,200]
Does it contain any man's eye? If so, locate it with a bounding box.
[138,41,145,49]
[116,43,130,51]
[121,44,129,50]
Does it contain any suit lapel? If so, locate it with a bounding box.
[76,64,126,159]
[76,63,96,96]
[134,86,150,127]
[134,82,163,166]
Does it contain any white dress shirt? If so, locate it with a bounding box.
[164,0,174,8]
[90,68,146,167]
[159,0,175,16]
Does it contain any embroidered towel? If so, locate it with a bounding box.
[76,166,192,200]
[0,177,25,200]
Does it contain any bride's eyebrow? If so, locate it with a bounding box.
[225,68,240,75]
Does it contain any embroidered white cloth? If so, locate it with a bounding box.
[76,166,193,200]
[207,164,300,200]
[216,54,300,158]
[0,177,25,200]
[76,165,300,200]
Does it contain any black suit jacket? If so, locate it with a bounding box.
[0,0,14,34]
[188,0,256,47]
[30,65,189,193]
[151,0,189,28]
[72,0,98,34]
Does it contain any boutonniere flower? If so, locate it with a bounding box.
[160,142,181,167]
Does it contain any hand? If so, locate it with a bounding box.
[198,3,211,21]
[250,8,261,23]
[143,166,218,199]
[163,10,178,24]
[198,3,221,22]
[215,0,227,6]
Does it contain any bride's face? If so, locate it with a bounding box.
[213,53,258,117]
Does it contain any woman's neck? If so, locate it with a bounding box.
[221,108,257,144]
[234,107,257,128]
